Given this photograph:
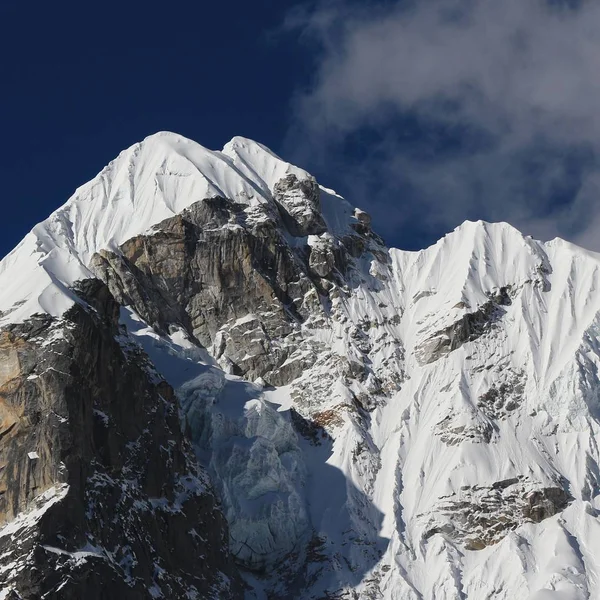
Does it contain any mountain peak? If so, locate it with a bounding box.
[0,132,593,329]
[3,132,600,599]
[0,133,333,325]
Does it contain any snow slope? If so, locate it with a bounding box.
[3,132,600,599]
[373,223,600,599]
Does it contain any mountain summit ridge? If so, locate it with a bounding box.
[0,129,588,327]
[1,133,600,599]
[0,132,328,325]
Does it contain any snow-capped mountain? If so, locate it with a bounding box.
[1,131,600,599]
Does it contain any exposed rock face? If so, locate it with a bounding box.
[477,374,525,420]
[422,478,572,551]
[90,195,320,386]
[0,280,241,599]
[434,411,495,445]
[89,183,383,393]
[307,233,336,278]
[0,314,57,525]
[415,287,512,365]
[273,174,327,237]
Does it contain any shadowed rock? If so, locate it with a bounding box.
[0,280,242,599]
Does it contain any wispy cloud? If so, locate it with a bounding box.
[285,0,600,250]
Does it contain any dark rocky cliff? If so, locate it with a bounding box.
[0,280,241,599]
[89,189,379,388]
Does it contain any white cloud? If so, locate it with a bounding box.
[287,0,600,250]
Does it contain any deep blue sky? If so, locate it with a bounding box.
[0,0,315,257]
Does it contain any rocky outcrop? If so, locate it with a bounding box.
[477,374,525,420]
[421,477,572,551]
[415,287,512,365]
[434,412,495,445]
[89,184,381,391]
[0,280,241,599]
[0,314,57,525]
[90,195,319,386]
[272,174,327,237]
[307,233,336,278]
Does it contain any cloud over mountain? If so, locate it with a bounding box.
[287,0,600,250]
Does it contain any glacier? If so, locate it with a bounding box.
[0,131,600,599]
